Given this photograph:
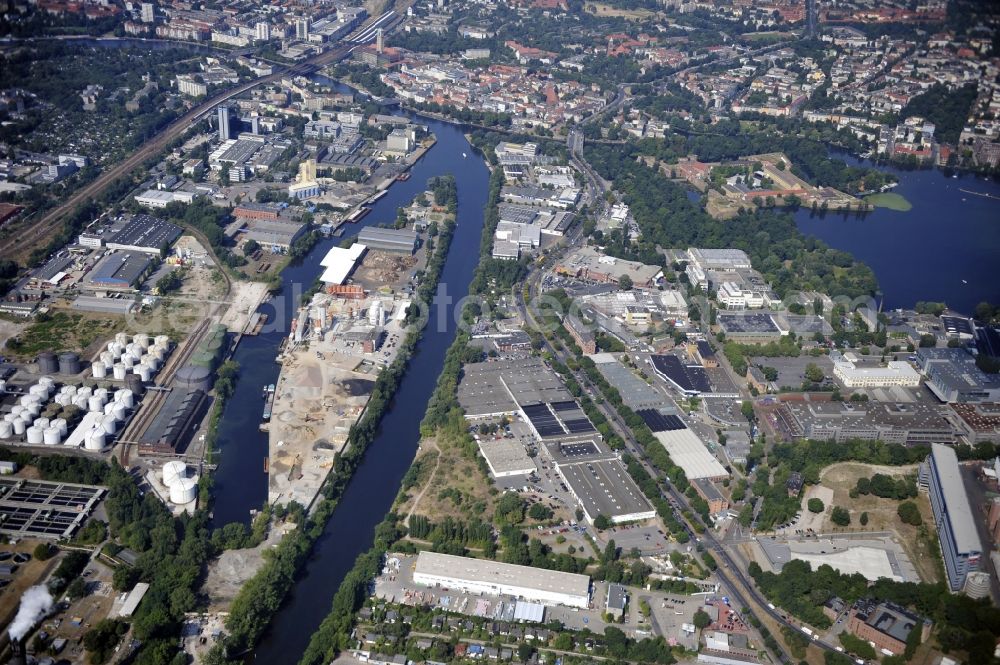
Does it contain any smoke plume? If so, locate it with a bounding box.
[8,586,53,641]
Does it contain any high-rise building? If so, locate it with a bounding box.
[250,115,261,135]
[140,2,155,23]
[217,106,232,142]
[255,21,271,41]
[376,27,384,53]
[922,443,983,591]
[295,17,310,40]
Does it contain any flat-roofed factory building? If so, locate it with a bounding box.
[358,226,418,254]
[413,551,591,608]
[638,409,729,481]
[106,214,182,255]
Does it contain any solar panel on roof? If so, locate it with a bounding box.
[521,403,551,418]
[550,401,578,412]
[563,419,595,434]
[637,409,687,432]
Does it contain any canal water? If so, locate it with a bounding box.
[794,158,1000,313]
[208,83,490,661]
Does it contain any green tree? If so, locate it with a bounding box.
[897,501,922,526]
[33,543,53,560]
[66,576,88,601]
[618,274,633,291]
[804,363,824,383]
[693,609,711,630]
[807,498,825,513]
[859,512,869,526]
[831,506,851,526]
[593,514,612,530]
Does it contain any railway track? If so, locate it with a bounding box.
[116,319,212,466]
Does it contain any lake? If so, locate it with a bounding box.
[794,159,1000,313]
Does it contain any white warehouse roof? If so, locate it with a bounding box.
[413,551,590,608]
[319,243,367,284]
[654,428,729,480]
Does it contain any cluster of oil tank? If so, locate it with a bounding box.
[1,376,136,451]
[161,460,199,504]
[90,333,172,382]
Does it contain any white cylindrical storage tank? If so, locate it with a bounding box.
[113,364,127,380]
[43,427,61,445]
[92,362,107,379]
[26,426,43,445]
[12,420,26,436]
[52,418,68,436]
[39,375,55,389]
[112,402,127,421]
[134,333,150,349]
[109,341,124,358]
[94,387,108,401]
[24,403,41,418]
[78,386,92,399]
[88,395,105,413]
[101,415,117,435]
[84,429,106,451]
[121,354,136,370]
[19,394,36,407]
[56,393,72,406]
[162,460,188,488]
[117,389,134,408]
[11,405,24,418]
[72,395,88,410]
[136,365,152,382]
[62,384,77,397]
[145,355,160,372]
[0,380,5,394]
[33,417,50,430]
[100,351,115,366]
[169,477,198,504]
[3,414,15,423]
[155,334,170,347]
[115,332,129,347]
[0,421,12,438]
[104,402,115,416]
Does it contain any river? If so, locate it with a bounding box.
[207,80,490,661]
[794,158,1000,313]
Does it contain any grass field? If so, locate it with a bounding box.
[864,192,913,211]
[820,462,941,584]
[395,428,497,525]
